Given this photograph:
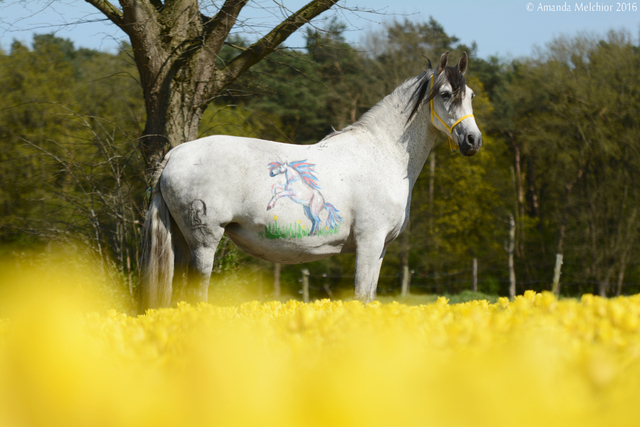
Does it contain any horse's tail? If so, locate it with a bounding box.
[139,152,174,314]
[324,202,343,229]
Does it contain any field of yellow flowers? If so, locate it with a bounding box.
[1,262,640,426]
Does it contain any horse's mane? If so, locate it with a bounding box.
[320,65,467,142]
[290,160,321,189]
[269,160,321,189]
[319,80,415,141]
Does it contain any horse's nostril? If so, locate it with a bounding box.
[467,134,475,145]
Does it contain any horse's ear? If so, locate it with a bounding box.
[437,51,449,76]
[457,52,468,76]
[421,53,432,70]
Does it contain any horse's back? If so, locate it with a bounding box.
[166,135,281,170]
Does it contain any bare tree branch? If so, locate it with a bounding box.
[84,0,126,30]
[203,0,250,55]
[213,0,339,96]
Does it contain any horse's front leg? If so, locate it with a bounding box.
[267,187,292,210]
[271,183,285,196]
[354,237,387,303]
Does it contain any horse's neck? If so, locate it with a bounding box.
[284,167,300,184]
[358,79,437,189]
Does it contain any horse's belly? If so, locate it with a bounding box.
[225,223,349,264]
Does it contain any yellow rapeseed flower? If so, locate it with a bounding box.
[2,262,640,427]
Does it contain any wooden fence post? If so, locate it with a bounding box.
[301,269,310,303]
[472,258,478,292]
[552,253,563,296]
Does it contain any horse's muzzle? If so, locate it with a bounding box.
[459,131,483,157]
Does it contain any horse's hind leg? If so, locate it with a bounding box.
[306,195,324,235]
[170,217,190,305]
[185,226,224,305]
[302,206,318,235]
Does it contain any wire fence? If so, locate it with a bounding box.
[288,269,640,299]
[212,262,640,302]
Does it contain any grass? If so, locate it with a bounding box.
[261,219,340,239]
[376,290,499,305]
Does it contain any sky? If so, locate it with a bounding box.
[0,0,639,59]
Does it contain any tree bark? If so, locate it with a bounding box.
[428,152,438,292]
[505,213,516,299]
[616,251,627,296]
[509,133,525,258]
[472,258,477,292]
[86,0,339,172]
[551,253,563,296]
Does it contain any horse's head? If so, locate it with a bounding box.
[430,52,482,156]
[269,161,288,177]
[408,51,483,157]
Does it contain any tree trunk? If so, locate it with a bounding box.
[551,253,563,296]
[505,213,516,299]
[87,0,339,172]
[598,268,613,298]
[429,153,435,231]
[472,258,477,292]
[428,152,438,292]
[509,134,525,258]
[616,254,627,297]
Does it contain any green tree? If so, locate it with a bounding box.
[85,0,341,171]
[0,35,148,308]
[503,30,640,296]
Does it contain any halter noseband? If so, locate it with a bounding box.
[429,74,474,152]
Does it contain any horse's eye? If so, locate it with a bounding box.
[471,92,476,99]
[441,91,452,100]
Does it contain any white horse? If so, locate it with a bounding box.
[139,51,482,312]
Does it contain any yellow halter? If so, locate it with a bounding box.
[429,74,474,152]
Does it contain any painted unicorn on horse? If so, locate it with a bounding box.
[267,160,342,235]
[139,51,482,312]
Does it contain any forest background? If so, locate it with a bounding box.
[1,14,639,310]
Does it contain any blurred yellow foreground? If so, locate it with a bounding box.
[1,260,640,427]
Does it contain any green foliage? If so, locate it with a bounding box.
[3,20,640,302]
[494,30,640,295]
[0,35,145,302]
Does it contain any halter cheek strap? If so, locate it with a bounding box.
[429,75,475,152]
